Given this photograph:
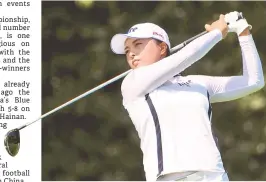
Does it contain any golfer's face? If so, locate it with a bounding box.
[124,38,161,69]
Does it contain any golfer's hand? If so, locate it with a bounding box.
[205,14,228,39]
[224,11,252,36]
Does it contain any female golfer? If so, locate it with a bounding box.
[110,12,264,181]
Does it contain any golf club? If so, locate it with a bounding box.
[4,13,244,157]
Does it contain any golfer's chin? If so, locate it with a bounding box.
[132,64,145,69]
[130,60,155,69]
[131,62,141,69]
[135,62,155,69]
[131,65,140,69]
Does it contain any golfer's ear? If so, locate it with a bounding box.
[160,42,168,56]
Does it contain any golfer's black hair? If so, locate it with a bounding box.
[155,39,170,57]
[155,39,182,77]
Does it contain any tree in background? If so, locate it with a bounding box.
[42,1,266,181]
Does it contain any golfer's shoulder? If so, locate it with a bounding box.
[121,71,134,91]
[121,70,147,103]
[120,71,136,99]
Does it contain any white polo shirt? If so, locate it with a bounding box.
[121,30,264,181]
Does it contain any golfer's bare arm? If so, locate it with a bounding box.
[192,34,264,103]
[121,29,223,100]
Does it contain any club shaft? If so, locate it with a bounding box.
[18,30,210,131]
[170,31,208,54]
[18,69,132,130]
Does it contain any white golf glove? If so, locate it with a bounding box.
[225,11,252,36]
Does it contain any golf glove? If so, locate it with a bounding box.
[225,11,252,36]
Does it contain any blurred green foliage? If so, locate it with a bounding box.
[42,1,266,181]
